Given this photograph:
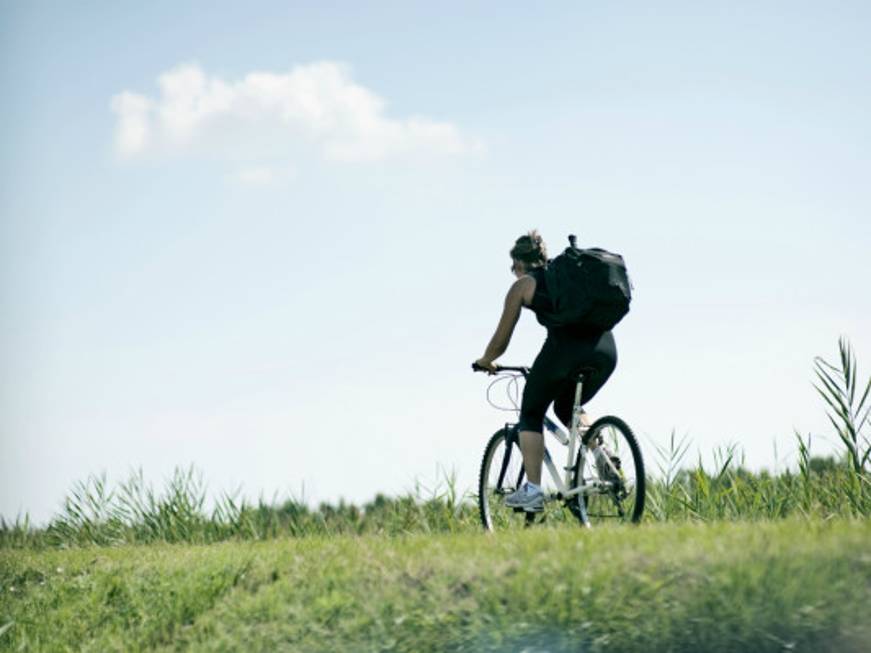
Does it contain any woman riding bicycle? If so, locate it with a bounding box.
[474,230,618,512]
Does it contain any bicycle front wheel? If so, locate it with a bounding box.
[478,427,578,531]
[479,428,528,531]
[571,415,645,525]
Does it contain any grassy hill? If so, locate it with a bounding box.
[2,519,869,652]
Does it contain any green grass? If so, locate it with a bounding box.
[2,519,869,652]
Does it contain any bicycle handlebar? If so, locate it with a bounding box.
[471,362,529,376]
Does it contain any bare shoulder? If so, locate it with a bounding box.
[508,275,537,306]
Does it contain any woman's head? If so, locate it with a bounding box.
[510,230,547,275]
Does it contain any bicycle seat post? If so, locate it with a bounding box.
[570,372,586,438]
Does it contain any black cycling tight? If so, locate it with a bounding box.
[517,329,617,433]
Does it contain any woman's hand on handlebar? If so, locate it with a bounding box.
[472,358,498,374]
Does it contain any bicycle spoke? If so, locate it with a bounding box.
[572,417,645,525]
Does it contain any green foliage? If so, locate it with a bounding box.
[0,467,484,549]
[2,442,867,550]
[643,432,869,522]
[813,336,871,473]
[0,516,32,550]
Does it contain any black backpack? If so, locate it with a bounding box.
[543,235,632,331]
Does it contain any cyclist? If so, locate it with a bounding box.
[474,230,618,512]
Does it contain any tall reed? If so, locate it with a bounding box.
[2,338,868,549]
[814,336,871,474]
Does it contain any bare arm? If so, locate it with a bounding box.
[478,277,534,366]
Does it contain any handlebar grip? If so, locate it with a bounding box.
[472,362,501,374]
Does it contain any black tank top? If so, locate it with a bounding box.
[525,267,556,329]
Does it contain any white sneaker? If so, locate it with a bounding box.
[504,483,544,512]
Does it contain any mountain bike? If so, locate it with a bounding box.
[472,363,645,530]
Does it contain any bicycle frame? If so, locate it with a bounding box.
[477,360,644,530]
[533,376,617,510]
[480,364,619,512]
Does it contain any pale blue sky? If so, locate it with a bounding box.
[2,1,870,523]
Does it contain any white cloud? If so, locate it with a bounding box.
[111,62,482,163]
[110,92,153,156]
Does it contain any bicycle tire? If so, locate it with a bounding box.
[479,428,526,531]
[478,427,581,531]
[571,415,645,525]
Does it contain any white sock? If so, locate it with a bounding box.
[526,481,541,493]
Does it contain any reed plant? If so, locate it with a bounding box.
[3,446,864,549]
[814,336,871,474]
[2,338,868,549]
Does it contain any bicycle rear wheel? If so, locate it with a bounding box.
[571,415,645,525]
[478,427,578,531]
